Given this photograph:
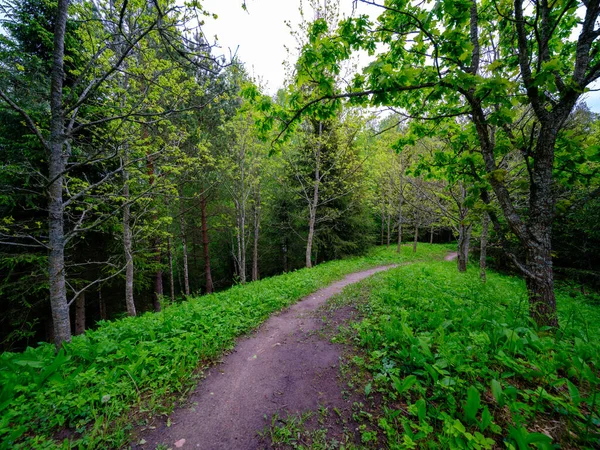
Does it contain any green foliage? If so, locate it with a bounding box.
[335,262,600,448]
[0,245,447,448]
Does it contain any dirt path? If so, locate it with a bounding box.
[445,251,458,261]
[135,265,397,450]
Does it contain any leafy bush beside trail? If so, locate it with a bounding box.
[334,262,600,449]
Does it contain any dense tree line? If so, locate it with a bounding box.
[1,0,599,351]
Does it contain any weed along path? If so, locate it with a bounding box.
[135,265,397,450]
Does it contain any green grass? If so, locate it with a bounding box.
[0,244,450,449]
[328,261,600,449]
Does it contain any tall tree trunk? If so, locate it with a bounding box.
[122,165,136,316]
[179,187,190,296]
[430,224,434,244]
[167,235,175,301]
[413,208,420,253]
[235,199,247,283]
[380,200,385,246]
[397,182,403,253]
[282,236,288,273]
[457,222,472,272]
[191,230,199,293]
[525,242,557,327]
[153,271,162,312]
[306,122,322,268]
[306,205,317,268]
[74,292,85,335]
[48,0,71,349]
[524,128,559,327]
[98,285,106,321]
[386,210,391,247]
[147,148,161,312]
[200,194,214,294]
[252,187,261,281]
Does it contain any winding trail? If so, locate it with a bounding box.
[135,265,397,450]
[445,251,458,261]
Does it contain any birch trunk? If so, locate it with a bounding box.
[122,164,136,316]
[252,188,261,281]
[306,122,322,268]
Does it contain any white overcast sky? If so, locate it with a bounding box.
[200,0,600,112]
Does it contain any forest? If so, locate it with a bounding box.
[1,0,599,448]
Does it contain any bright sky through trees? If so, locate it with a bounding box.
[202,0,600,110]
[201,0,377,94]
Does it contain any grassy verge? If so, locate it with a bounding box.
[302,261,600,449]
[0,244,450,449]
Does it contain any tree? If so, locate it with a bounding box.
[284,0,600,327]
[0,0,221,348]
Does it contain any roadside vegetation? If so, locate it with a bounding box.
[262,260,600,449]
[0,245,448,449]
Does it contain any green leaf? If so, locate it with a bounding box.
[392,374,418,394]
[491,379,503,406]
[566,380,581,406]
[479,406,493,432]
[416,398,427,423]
[464,386,481,423]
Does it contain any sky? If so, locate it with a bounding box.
[200,0,600,112]
[200,0,375,94]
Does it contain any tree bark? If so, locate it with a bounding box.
[48,0,71,349]
[179,186,190,296]
[98,285,106,320]
[252,187,261,281]
[167,235,175,301]
[457,222,472,272]
[74,292,85,335]
[235,198,247,283]
[480,212,489,282]
[430,224,434,244]
[413,225,419,253]
[146,147,162,312]
[306,122,322,268]
[200,194,214,294]
[282,236,288,272]
[386,210,391,247]
[153,270,162,312]
[397,176,403,253]
[380,200,385,246]
[122,165,136,316]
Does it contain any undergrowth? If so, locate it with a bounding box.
[331,261,600,449]
[0,244,449,449]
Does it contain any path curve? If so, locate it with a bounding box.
[135,265,397,450]
[445,251,458,261]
